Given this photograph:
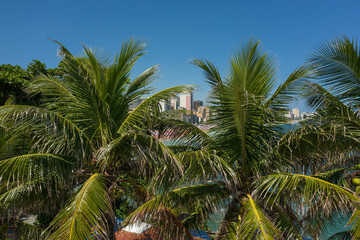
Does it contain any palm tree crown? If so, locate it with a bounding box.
[191,40,360,239]
[0,39,195,239]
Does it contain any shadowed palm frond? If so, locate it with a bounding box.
[98,132,183,183]
[0,105,93,156]
[328,230,353,240]
[180,150,238,189]
[269,203,303,240]
[0,176,68,213]
[257,172,360,235]
[15,221,46,240]
[124,184,228,240]
[0,153,74,186]
[123,200,193,240]
[0,129,26,160]
[300,201,351,239]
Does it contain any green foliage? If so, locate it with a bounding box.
[0,60,61,105]
[0,39,202,239]
[193,40,314,239]
[46,174,112,240]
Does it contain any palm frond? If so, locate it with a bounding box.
[124,201,193,240]
[269,203,303,239]
[180,150,239,189]
[191,59,222,86]
[0,129,26,160]
[124,184,228,239]
[148,117,213,148]
[309,36,360,107]
[46,173,113,240]
[227,194,280,240]
[265,65,314,110]
[328,230,353,240]
[0,177,67,212]
[117,85,196,134]
[0,105,93,155]
[0,153,74,186]
[15,221,46,240]
[257,173,360,225]
[98,133,183,183]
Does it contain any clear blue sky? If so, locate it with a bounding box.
[1,0,359,111]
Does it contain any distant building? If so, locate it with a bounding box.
[292,108,300,119]
[179,92,193,111]
[301,112,314,119]
[284,110,291,119]
[193,100,203,112]
[197,106,211,122]
[159,100,170,112]
[170,96,179,110]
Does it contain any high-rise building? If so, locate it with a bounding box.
[179,92,193,111]
[193,100,203,112]
[159,100,170,112]
[170,96,179,110]
[284,110,291,119]
[292,108,300,119]
[197,106,211,122]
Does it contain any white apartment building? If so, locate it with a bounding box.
[170,96,179,110]
[179,92,193,111]
[292,108,300,119]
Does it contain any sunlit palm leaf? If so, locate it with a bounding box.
[309,36,360,107]
[46,173,112,240]
[227,195,280,240]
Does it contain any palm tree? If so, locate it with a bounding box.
[0,39,199,239]
[189,40,360,239]
[284,36,360,239]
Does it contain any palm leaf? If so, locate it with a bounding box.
[116,85,196,134]
[15,221,46,240]
[328,230,353,240]
[124,184,228,240]
[0,105,93,155]
[191,59,222,86]
[309,36,360,106]
[227,194,280,240]
[0,153,74,186]
[46,173,113,240]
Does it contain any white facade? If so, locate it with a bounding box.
[159,100,170,112]
[179,92,193,111]
[292,108,300,119]
[179,94,187,109]
[170,96,179,110]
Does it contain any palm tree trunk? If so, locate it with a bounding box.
[214,198,240,240]
[106,212,116,240]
